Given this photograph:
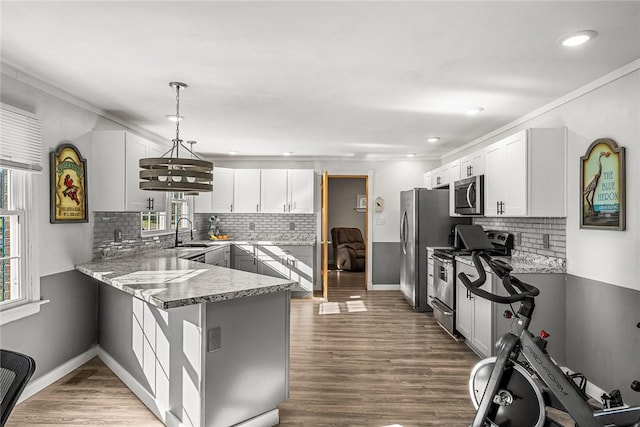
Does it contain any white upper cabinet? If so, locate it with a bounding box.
[287,169,315,213]
[261,169,314,213]
[211,167,234,213]
[460,150,485,178]
[423,172,433,189]
[195,167,234,213]
[431,165,450,188]
[448,160,461,216]
[260,169,289,213]
[233,169,261,213]
[484,128,566,217]
[91,130,167,212]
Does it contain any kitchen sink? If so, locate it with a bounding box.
[179,242,209,247]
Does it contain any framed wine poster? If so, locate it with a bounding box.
[580,138,625,230]
[50,143,88,223]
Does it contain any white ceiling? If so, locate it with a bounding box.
[2,1,640,160]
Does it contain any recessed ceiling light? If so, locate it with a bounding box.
[560,30,598,47]
[407,153,417,158]
[283,151,293,156]
[427,137,440,143]
[164,114,184,122]
[228,151,238,155]
[465,108,484,116]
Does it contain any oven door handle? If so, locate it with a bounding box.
[431,299,454,316]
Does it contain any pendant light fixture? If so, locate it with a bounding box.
[139,82,213,192]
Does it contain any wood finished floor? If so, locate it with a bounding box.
[8,271,481,426]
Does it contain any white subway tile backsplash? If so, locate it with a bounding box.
[473,217,566,259]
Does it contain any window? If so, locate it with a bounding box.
[140,192,192,234]
[0,103,44,325]
[141,211,166,232]
[0,169,42,324]
[170,192,191,230]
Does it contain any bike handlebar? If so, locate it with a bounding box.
[457,251,540,304]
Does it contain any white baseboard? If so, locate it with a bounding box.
[236,409,279,427]
[19,346,98,403]
[95,347,168,423]
[371,284,400,290]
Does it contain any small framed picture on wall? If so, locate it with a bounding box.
[357,194,367,209]
[580,138,625,230]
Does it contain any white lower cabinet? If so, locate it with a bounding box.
[456,259,567,362]
[204,245,231,268]
[232,243,314,291]
[456,261,494,358]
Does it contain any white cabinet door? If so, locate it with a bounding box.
[260,169,288,213]
[233,169,261,213]
[484,141,504,216]
[471,294,493,357]
[212,167,234,213]
[502,132,527,216]
[431,166,450,188]
[194,191,213,213]
[456,280,473,339]
[92,130,168,212]
[449,160,461,183]
[126,133,155,211]
[288,169,314,213]
[145,143,166,212]
[460,150,485,178]
[91,131,126,211]
[423,172,432,189]
[205,247,224,266]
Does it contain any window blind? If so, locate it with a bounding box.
[0,103,43,172]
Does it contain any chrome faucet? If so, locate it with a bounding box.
[175,216,193,247]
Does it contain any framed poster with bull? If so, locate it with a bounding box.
[580,138,625,230]
[50,143,88,223]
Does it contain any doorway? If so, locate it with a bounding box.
[320,174,368,299]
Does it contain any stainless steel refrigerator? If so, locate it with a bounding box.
[399,188,470,312]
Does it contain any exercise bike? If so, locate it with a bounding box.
[454,225,640,427]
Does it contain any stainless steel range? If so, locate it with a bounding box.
[431,228,513,336]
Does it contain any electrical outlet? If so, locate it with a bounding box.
[375,215,385,225]
[289,222,296,231]
[114,229,122,243]
[249,222,255,231]
[208,327,221,352]
[543,234,550,249]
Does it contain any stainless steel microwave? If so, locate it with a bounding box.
[454,175,484,215]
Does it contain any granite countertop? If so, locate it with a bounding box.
[455,253,566,274]
[76,249,297,309]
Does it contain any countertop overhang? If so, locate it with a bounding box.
[76,248,297,309]
[455,255,566,274]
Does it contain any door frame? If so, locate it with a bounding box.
[321,173,370,298]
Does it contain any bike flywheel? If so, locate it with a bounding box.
[469,357,546,427]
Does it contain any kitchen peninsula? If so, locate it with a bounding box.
[77,249,296,427]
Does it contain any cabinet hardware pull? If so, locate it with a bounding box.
[283,204,286,212]
[256,204,259,212]
[230,204,233,212]
[496,201,500,215]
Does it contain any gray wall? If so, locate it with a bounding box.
[565,275,640,405]
[371,242,401,284]
[0,271,98,380]
[328,178,366,265]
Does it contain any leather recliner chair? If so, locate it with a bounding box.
[331,227,366,271]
